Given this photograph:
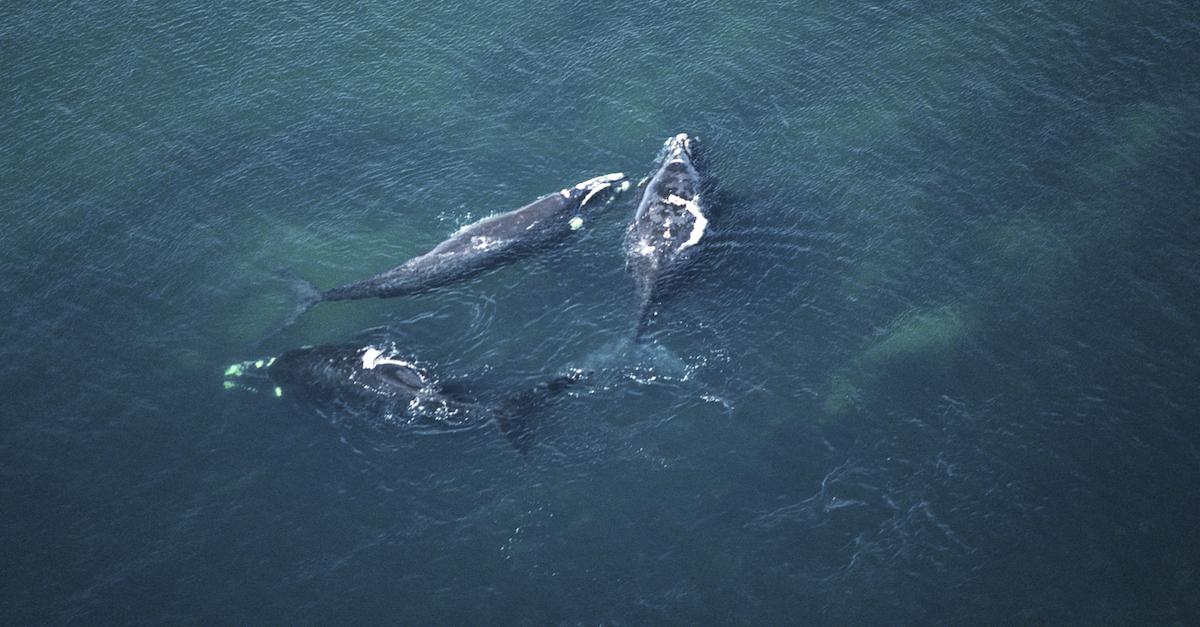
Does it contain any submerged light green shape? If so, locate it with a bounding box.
[862,305,971,369]
[822,305,973,418]
[821,374,862,417]
[222,358,279,393]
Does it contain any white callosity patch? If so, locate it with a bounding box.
[470,235,500,251]
[223,357,276,378]
[562,172,625,200]
[360,346,416,371]
[575,172,625,190]
[569,216,584,230]
[663,194,708,250]
[222,357,278,393]
[580,183,610,207]
[680,202,707,249]
[579,172,626,206]
[667,133,690,164]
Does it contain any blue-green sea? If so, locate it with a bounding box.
[4,1,1199,623]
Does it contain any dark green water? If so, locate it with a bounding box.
[4,1,1199,623]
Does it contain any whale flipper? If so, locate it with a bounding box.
[495,371,585,453]
[496,413,537,454]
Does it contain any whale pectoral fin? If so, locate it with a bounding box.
[495,371,585,454]
[434,377,478,401]
[496,414,536,454]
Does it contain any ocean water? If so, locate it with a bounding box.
[3,0,1199,623]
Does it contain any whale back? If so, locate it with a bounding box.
[268,343,483,429]
[624,134,709,337]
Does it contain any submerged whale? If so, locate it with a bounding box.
[623,134,709,340]
[275,172,630,332]
[223,342,581,451]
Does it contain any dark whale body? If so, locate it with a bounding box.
[277,173,628,331]
[323,172,628,300]
[623,134,709,340]
[224,342,580,451]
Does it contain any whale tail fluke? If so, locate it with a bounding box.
[575,336,687,382]
[256,270,323,346]
[495,370,586,453]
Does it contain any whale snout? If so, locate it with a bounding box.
[575,172,626,191]
[564,172,630,207]
[664,133,697,161]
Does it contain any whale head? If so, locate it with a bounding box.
[661,132,698,165]
[561,172,630,211]
[643,133,702,204]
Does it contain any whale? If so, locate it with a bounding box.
[273,172,630,333]
[623,134,709,340]
[223,342,581,451]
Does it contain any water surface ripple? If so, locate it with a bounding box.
[3,0,1199,623]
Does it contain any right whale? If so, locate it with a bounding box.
[223,340,582,452]
[623,133,709,341]
[271,172,628,335]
